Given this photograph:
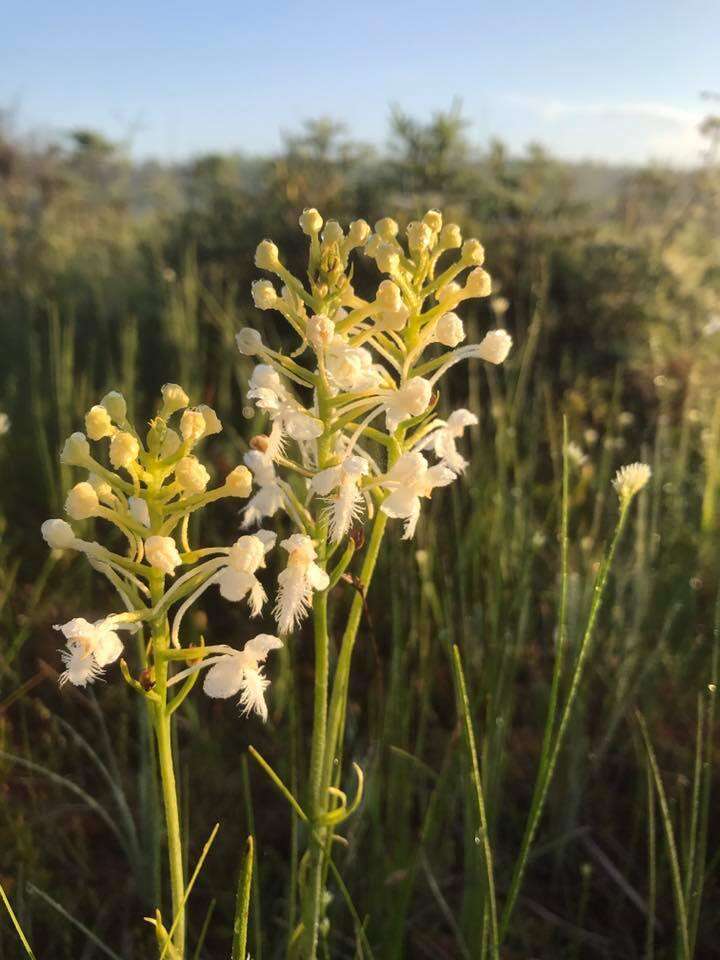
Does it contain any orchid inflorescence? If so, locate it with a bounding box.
[41,384,283,720]
[42,209,514,724]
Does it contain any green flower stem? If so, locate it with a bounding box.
[499,501,632,940]
[150,571,186,958]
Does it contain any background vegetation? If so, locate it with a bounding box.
[1,103,720,958]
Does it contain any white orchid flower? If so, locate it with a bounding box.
[274,534,329,634]
[247,364,322,452]
[54,617,126,687]
[383,377,433,432]
[380,452,456,539]
[242,450,286,528]
[419,409,478,473]
[325,336,383,392]
[202,634,283,722]
[310,455,370,542]
[217,531,276,615]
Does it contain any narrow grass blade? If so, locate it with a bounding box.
[232,836,254,960]
[0,882,37,959]
[637,712,690,960]
[451,645,499,959]
[27,883,123,960]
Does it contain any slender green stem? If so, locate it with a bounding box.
[500,502,631,939]
[150,571,186,957]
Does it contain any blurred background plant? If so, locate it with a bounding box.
[1,100,720,958]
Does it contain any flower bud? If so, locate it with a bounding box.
[236,328,264,355]
[250,435,270,453]
[376,243,400,275]
[145,535,182,576]
[65,481,100,520]
[299,208,323,234]
[322,221,343,245]
[407,220,433,254]
[375,217,398,241]
[255,240,280,271]
[175,455,211,494]
[225,465,253,497]
[41,518,78,550]
[348,219,371,245]
[440,223,462,249]
[60,432,90,466]
[110,431,140,469]
[180,409,206,444]
[85,405,114,441]
[198,405,222,436]
[101,391,127,423]
[161,383,189,416]
[436,312,466,347]
[423,209,443,233]
[462,239,485,264]
[251,280,278,310]
[436,281,462,304]
[160,429,181,458]
[364,234,382,258]
[465,267,492,297]
[307,314,335,348]
[377,305,410,332]
[474,329,513,364]
[376,280,403,311]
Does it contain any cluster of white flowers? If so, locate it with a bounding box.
[236,208,512,624]
[41,385,283,720]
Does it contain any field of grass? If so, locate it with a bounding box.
[1,109,720,958]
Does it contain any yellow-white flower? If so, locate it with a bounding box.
[202,634,283,721]
[216,531,276,615]
[128,496,151,527]
[251,279,279,310]
[435,312,466,348]
[60,432,91,466]
[383,378,433,432]
[54,617,125,687]
[612,462,652,502]
[310,455,370,543]
[161,383,190,416]
[100,391,127,423]
[145,535,182,575]
[225,465,253,498]
[380,452,456,539]
[325,337,383,392]
[275,534,329,634]
[236,327,264,355]
[247,365,322,446]
[198,405,222,436]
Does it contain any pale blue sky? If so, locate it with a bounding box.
[2,1,718,165]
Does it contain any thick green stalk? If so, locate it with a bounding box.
[150,571,186,958]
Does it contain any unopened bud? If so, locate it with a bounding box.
[179,409,206,444]
[462,239,485,265]
[322,221,343,245]
[175,455,210,494]
[422,209,443,233]
[236,328,264,355]
[101,391,127,423]
[198,405,222,436]
[348,220,371,245]
[307,314,335,348]
[465,267,492,297]
[440,223,462,249]
[225,465,252,497]
[65,481,100,520]
[255,239,280,271]
[60,432,91,466]
[110,431,140,469]
[251,280,277,310]
[299,208,323,235]
[435,312,466,347]
[161,383,189,416]
[376,244,400,275]
[85,405,114,441]
[375,217,398,241]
